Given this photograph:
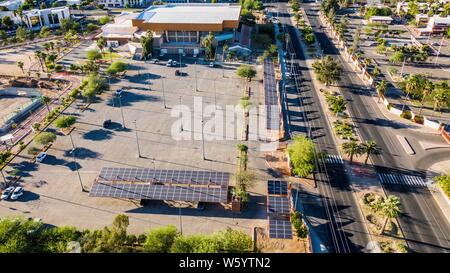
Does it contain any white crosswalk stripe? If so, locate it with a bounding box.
[325,154,344,165]
[378,173,427,187]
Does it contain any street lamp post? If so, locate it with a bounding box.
[213,79,217,109]
[179,206,183,235]
[162,78,167,109]
[179,96,183,132]
[118,95,126,129]
[133,120,141,158]
[195,71,198,92]
[64,115,85,192]
[201,118,205,160]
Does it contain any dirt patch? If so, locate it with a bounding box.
[255,227,309,253]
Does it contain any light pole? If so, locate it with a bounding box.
[195,71,198,92]
[118,94,126,129]
[64,115,85,192]
[161,78,167,109]
[179,96,183,132]
[201,118,205,160]
[213,78,217,109]
[179,206,183,235]
[133,120,141,158]
[435,36,444,65]
[400,56,407,77]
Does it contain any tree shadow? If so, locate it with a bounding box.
[106,92,160,108]
[82,129,114,141]
[63,147,101,160]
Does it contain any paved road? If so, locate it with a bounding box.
[275,3,371,253]
[301,1,450,253]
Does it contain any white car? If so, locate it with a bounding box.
[1,186,14,200]
[115,88,124,96]
[209,62,215,68]
[172,60,178,66]
[36,152,47,163]
[166,59,173,67]
[10,187,24,200]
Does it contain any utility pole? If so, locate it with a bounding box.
[133,120,141,158]
[179,206,183,235]
[118,95,126,129]
[162,78,167,109]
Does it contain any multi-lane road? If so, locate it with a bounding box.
[274,1,450,253]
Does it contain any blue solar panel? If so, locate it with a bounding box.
[267,196,290,214]
[267,180,288,195]
[268,216,292,239]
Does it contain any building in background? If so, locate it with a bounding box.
[95,12,139,47]
[131,3,241,55]
[0,0,24,11]
[23,6,71,30]
[413,15,450,36]
[97,0,150,8]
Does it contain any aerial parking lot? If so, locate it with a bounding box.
[0,53,271,235]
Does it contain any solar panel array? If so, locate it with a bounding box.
[268,217,293,239]
[99,168,230,186]
[90,168,230,203]
[267,196,290,214]
[90,182,227,203]
[264,58,280,131]
[267,180,288,195]
[266,180,293,239]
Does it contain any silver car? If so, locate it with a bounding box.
[1,186,14,200]
[10,187,24,200]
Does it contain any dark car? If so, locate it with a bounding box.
[175,70,181,76]
[103,119,112,128]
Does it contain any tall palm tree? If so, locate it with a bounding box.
[376,80,388,102]
[312,56,342,86]
[34,51,45,72]
[40,96,51,112]
[17,61,24,75]
[432,89,448,118]
[341,140,363,164]
[362,140,380,165]
[418,80,434,116]
[380,195,401,235]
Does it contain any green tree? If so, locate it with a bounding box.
[236,65,257,82]
[376,79,388,100]
[35,132,56,146]
[305,33,315,45]
[105,61,127,76]
[98,16,111,25]
[389,50,405,64]
[432,86,449,116]
[15,27,27,42]
[54,115,76,129]
[39,26,52,38]
[325,94,346,115]
[380,195,401,235]
[201,32,216,60]
[418,79,434,115]
[241,9,256,25]
[86,49,101,61]
[0,217,43,253]
[433,174,450,198]
[403,74,427,100]
[2,16,13,29]
[97,37,106,53]
[287,135,316,177]
[233,170,256,202]
[140,31,153,60]
[17,61,24,75]
[341,140,363,164]
[312,56,342,86]
[170,235,220,253]
[40,96,51,112]
[215,228,253,253]
[143,225,180,253]
[361,140,380,164]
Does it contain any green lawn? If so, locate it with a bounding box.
[101,52,121,60]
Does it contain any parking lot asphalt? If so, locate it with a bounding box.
[0,52,273,235]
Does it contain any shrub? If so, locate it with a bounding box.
[400,110,412,120]
[434,174,450,198]
[55,65,63,72]
[54,116,76,129]
[291,211,308,238]
[27,146,41,155]
[237,144,248,152]
[98,16,111,25]
[413,115,424,124]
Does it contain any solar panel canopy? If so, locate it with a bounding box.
[90,168,230,203]
[267,180,288,195]
[264,58,280,131]
[267,196,290,214]
[268,217,293,239]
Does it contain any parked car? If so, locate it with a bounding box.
[166,59,173,67]
[10,187,24,200]
[175,70,181,76]
[209,62,215,68]
[36,152,47,163]
[103,119,112,128]
[150,59,159,64]
[197,202,206,210]
[1,186,14,200]
[172,60,178,66]
[115,88,124,96]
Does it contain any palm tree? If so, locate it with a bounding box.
[380,195,401,235]
[431,88,448,118]
[41,96,51,112]
[341,140,363,164]
[34,51,46,72]
[312,56,342,86]
[361,140,380,165]
[97,37,106,53]
[17,61,24,75]
[418,80,434,116]
[376,80,388,101]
